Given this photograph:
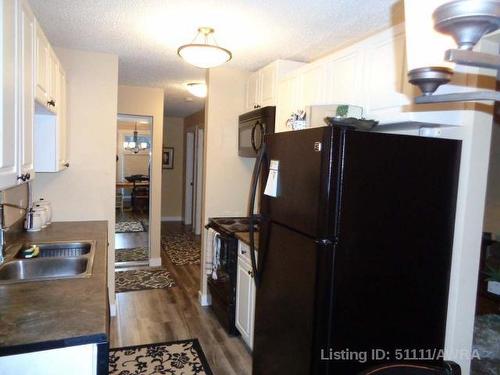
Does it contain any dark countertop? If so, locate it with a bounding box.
[235,232,259,250]
[0,221,109,356]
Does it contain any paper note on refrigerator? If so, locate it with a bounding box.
[264,160,279,197]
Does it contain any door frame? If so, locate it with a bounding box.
[184,131,195,226]
[193,128,204,235]
[115,113,153,268]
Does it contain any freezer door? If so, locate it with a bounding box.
[260,127,339,238]
[252,222,333,375]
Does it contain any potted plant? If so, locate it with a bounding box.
[485,264,500,296]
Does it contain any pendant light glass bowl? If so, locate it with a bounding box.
[177,27,232,69]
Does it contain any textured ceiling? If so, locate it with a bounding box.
[29,0,402,118]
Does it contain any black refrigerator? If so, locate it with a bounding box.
[247,126,461,374]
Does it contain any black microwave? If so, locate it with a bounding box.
[238,106,276,157]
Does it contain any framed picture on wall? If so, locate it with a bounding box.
[163,147,174,169]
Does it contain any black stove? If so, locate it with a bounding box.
[209,217,255,236]
[205,216,256,336]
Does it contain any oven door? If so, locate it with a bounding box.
[239,119,265,157]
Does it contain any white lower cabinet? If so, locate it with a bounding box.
[0,344,98,375]
[236,241,256,350]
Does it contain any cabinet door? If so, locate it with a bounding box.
[57,66,67,169]
[236,259,253,348]
[47,48,58,110]
[364,30,410,114]
[17,0,35,179]
[303,64,326,106]
[325,51,363,106]
[260,64,276,107]
[245,72,260,111]
[0,0,19,190]
[35,22,49,106]
[276,78,293,133]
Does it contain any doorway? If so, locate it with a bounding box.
[184,127,204,235]
[115,114,153,267]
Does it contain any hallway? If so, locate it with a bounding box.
[110,222,252,374]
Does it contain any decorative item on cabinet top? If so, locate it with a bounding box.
[296,104,364,129]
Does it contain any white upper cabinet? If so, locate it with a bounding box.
[324,50,363,106]
[245,60,305,112]
[35,21,49,108]
[260,63,276,107]
[0,0,19,190]
[245,71,260,111]
[303,64,326,106]
[0,0,67,190]
[18,0,35,180]
[35,21,59,113]
[34,63,68,173]
[274,24,416,130]
[276,73,304,133]
[363,27,410,114]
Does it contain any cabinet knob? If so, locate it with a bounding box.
[47,100,56,107]
[241,250,247,254]
[63,162,70,168]
[25,173,30,180]
[17,174,25,182]
[247,270,254,278]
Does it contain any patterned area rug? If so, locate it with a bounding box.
[115,247,149,263]
[115,268,175,293]
[115,221,145,233]
[109,339,212,375]
[161,232,201,265]
[472,314,500,375]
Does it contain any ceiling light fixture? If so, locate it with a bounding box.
[186,82,207,98]
[123,123,148,154]
[177,27,232,69]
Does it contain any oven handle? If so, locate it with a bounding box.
[248,142,267,287]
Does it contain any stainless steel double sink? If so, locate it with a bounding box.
[0,241,96,284]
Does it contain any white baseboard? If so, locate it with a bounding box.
[149,257,162,267]
[198,291,212,306]
[109,303,117,317]
[161,216,183,222]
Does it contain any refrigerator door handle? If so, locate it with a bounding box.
[248,142,267,287]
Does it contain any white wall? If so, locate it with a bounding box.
[200,67,251,303]
[117,85,164,267]
[32,48,118,312]
[162,116,184,220]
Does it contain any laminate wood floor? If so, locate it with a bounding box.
[110,222,253,375]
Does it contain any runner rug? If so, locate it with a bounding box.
[109,339,212,375]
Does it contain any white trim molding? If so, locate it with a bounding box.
[149,257,162,267]
[198,291,212,306]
